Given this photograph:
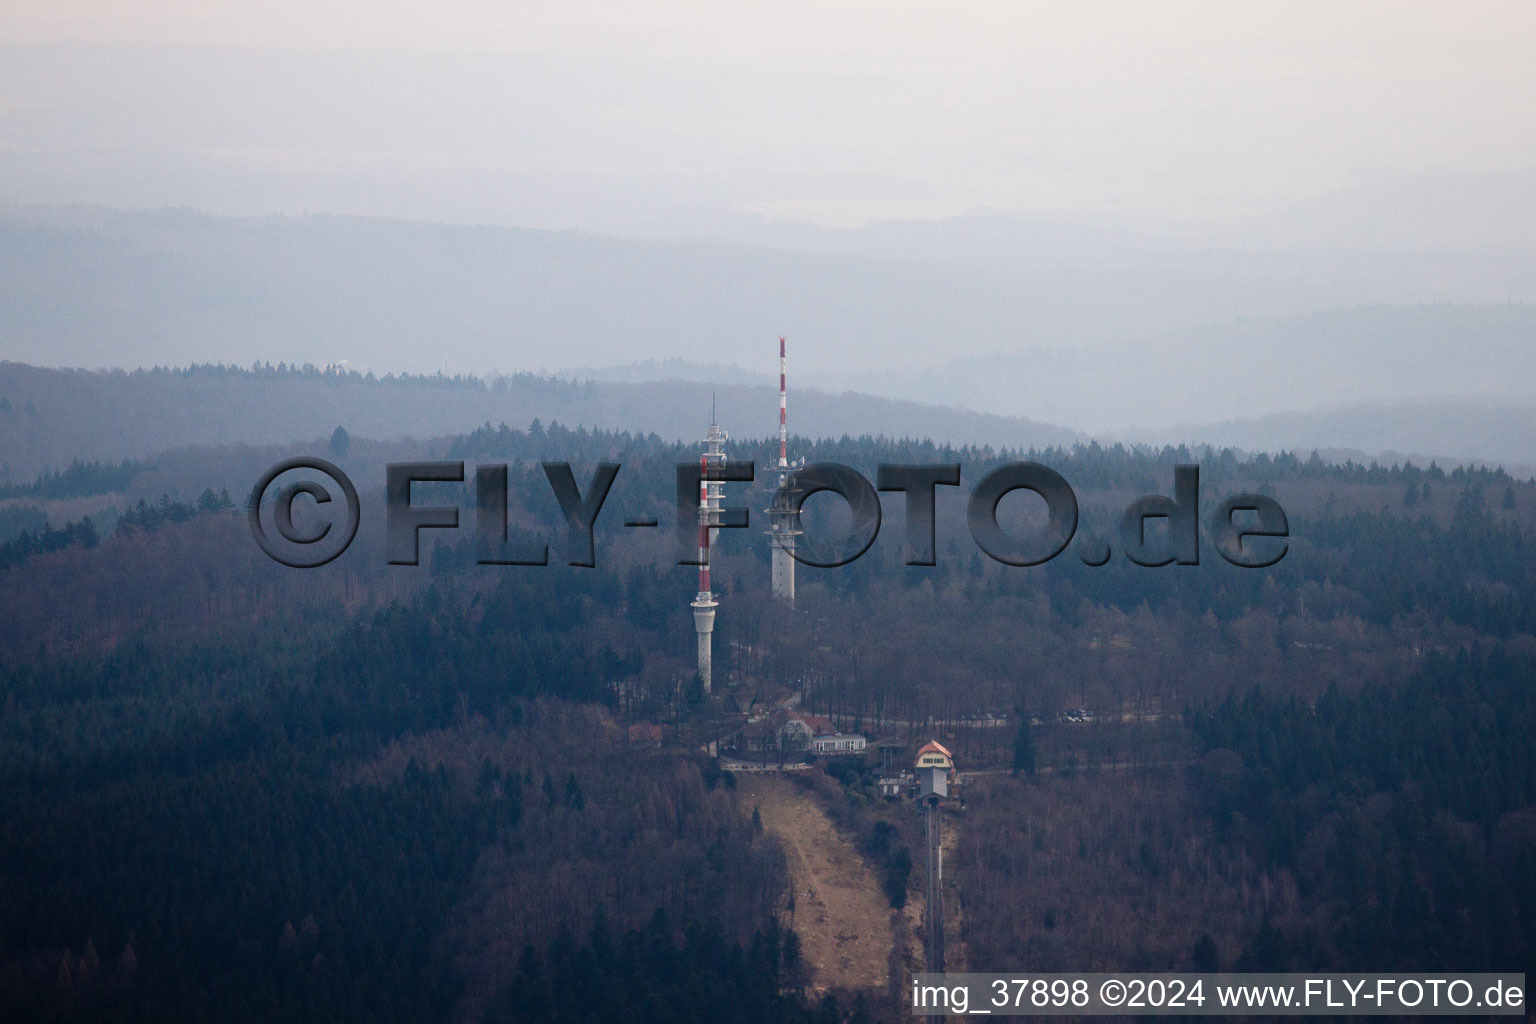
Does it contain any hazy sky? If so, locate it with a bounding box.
[4,1,1536,452]
[2,1,1534,231]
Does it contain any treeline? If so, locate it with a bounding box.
[451,418,1530,484]
[132,361,593,398]
[1189,649,1536,971]
[0,458,151,500]
[445,422,1536,636]
[0,503,46,542]
[116,491,234,533]
[0,492,238,573]
[0,518,98,571]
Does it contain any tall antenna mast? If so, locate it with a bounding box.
[778,338,788,471]
[767,336,800,603]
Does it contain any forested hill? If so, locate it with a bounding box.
[2,422,1535,1020]
[0,361,1082,481]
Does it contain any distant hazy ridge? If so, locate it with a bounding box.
[0,362,1083,480]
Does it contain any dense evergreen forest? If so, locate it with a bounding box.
[0,459,152,502]
[1189,650,1536,971]
[1,423,1533,1021]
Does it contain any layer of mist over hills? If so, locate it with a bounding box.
[558,359,770,387]
[6,357,1531,486]
[849,304,1536,445]
[714,169,1536,267]
[0,362,1083,481]
[551,318,1536,471]
[4,203,1535,400]
[1236,168,1536,253]
[0,204,1087,377]
[1134,401,1536,479]
[4,203,1535,471]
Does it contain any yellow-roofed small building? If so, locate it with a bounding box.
[915,740,954,798]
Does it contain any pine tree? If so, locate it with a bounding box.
[1012,717,1037,777]
[781,930,807,995]
[117,941,137,981]
[56,955,76,1009]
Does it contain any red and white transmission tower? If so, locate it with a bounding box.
[766,337,802,603]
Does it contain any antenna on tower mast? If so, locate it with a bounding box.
[767,336,801,603]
